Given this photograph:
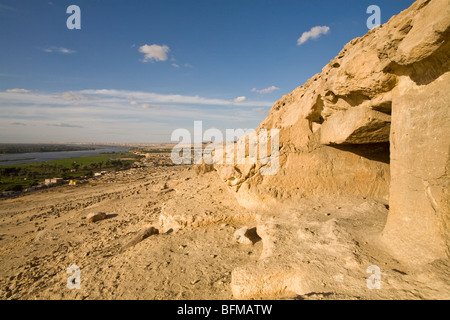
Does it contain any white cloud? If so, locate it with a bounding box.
[297,26,330,46]
[46,123,84,128]
[0,88,274,143]
[141,103,160,110]
[172,63,180,68]
[6,88,30,93]
[80,89,270,107]
[43,47,76,54]
[233,96,246,103]
[1,89,272,111]
[0,88,274,142]
[252,86,280,94]
[61,91,94,101]
[139,44,170,62]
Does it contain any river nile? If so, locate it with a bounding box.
[0,147,129,166]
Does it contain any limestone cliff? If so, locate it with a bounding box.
[214,0,450,265]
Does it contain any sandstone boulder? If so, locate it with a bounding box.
[120,226,159,252]
[86,212,107,223]
[233,226,261,245]
[320,106,391,145]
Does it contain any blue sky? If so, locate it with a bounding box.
[0,0,415,143]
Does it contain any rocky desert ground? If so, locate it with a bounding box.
[0,157,448,300]
[0,160,255,300]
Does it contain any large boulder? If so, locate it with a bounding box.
[320,106,391,145]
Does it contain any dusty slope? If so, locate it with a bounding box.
[0,165,262,299]
[0,162,448,299]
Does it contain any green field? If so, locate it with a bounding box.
[0,152,143,192]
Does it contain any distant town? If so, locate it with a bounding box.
[0,144,175,198]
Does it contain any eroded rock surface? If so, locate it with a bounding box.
[320,106,391,145]
[213,0,450,297]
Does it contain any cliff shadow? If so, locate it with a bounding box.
[329,142,390,164]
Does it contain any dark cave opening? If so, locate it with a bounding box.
[329,142,390,164]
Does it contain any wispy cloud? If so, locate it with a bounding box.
[172,62,193,69]
[297,26,330,46]
[3,89,224,109]
[11,122,27,126]
[0,89,274,129]
[252,107,268,115]
[61,91,96,101]
[139,44,169,62]
[42,46,76,54]
[233,96,246,103]
[0,89,274,142]
[46,123,84,128]
[141,103,161,110]
[0,4,17,11]
[79,89,270,107]
[252,86,280,94]
[6,88,30,93]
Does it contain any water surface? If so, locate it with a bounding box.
[0,146,128,166]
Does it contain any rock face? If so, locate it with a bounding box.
[383,71,450,264]
[320,106,391,145]
[215,0,450,264]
